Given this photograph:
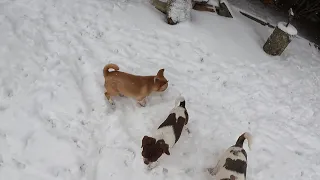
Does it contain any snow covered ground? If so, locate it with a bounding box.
[0,0,320,180]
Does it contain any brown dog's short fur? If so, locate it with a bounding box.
[103,63,168,106]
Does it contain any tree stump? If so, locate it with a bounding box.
[263,22,297,56]
[167,0,193,25]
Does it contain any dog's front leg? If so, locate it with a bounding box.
[208,160,221,176]
[145,161,159,171]
[137,97,147,107]
[105,92,115,106]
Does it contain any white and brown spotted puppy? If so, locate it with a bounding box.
[141,96,189,166]
[209,132,252,180]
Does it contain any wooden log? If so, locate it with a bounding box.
[216,0,233,18]
[193,3,215,12]
[151,0,167,14]
[263,22,297,56]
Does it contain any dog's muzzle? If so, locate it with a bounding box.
[143,158,150,165]
[159,83,168,91]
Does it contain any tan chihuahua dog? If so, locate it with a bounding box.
[103,63,168,106]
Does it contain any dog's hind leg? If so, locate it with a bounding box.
[105,82,120,106]
[104,92,115,106]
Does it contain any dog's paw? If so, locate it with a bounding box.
[145,161,159,171]
[137,101,146,107]
[107,99,115,106]
[119,94,125,97]
[186,128,191,134]
[144,164,155,172]
[106,101,116,112]
[207,167,217,176]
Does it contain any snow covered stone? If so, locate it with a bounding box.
[167,0,192,25]
[277,22,298,36]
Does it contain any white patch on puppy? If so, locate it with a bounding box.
[211,132,252,180]
[141,96,189,166]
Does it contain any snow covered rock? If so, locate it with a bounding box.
[167,0,192,25]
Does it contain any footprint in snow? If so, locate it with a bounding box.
[12,159,26,169]
[0,104,8,112]
[80,163,87,174]
[6,89,13,97]
[163,168,168,174]
[0,155,3,166]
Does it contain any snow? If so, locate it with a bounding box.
[289,8,294,16]
[167,0,193,24]
[0,0,320,180]
[278,22,298,36]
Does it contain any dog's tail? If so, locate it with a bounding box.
[235,132,252,150]
[175,96,186,108]
[103,63,119,76]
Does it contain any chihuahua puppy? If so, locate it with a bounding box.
[103,63,168,106]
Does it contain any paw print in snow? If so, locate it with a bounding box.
[6,89,13,97]
[80,164,87,174]
[222,81,227,87]
[163,168,168,174]
[96,31,104,39]
[12,159,26,169]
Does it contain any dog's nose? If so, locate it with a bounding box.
[144,160,149,165]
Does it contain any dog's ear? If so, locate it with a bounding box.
[141,136,156,148]
[156,69,165,78]
[158,140,170,155]
[141,136,149,148]
[154,77,159,83]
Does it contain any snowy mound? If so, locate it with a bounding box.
[167,0,192,24]
[277,22,298,36]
